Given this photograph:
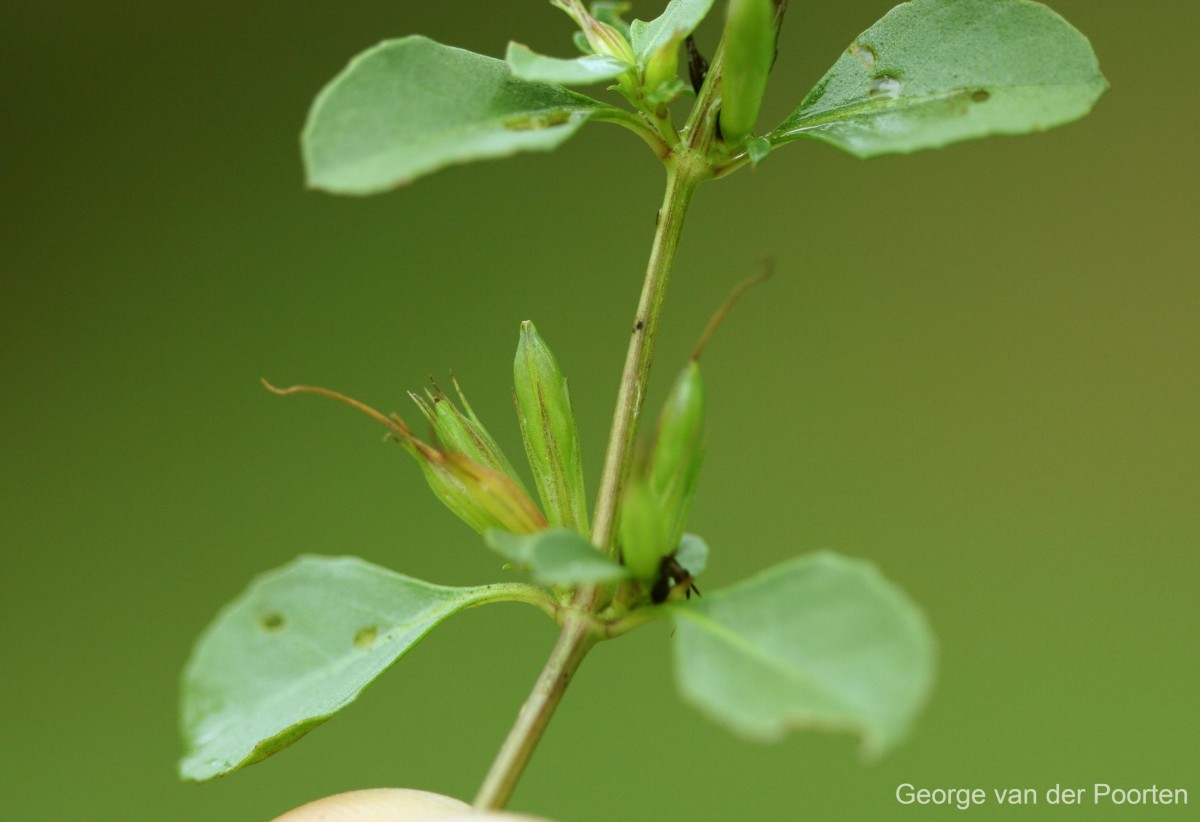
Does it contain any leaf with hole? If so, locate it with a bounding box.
[303,36,618,194]
[671,552,935,755]
[179,555,547,781]
[485,528,630,585]
[769,0,1106,158]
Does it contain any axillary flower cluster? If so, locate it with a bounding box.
[546,0,784,147]
[265,313,725,608]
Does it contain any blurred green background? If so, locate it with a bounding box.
[3,1,1196,819]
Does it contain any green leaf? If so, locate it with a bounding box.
[506,42,630,85]
[486,528,630,585]
[671,552,935,755]
[303,36,616,194]
[630,0,716,64]
[770,0,1106,158]
[179,555,544,781]
[675,533,709,578]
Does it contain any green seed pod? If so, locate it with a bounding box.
[409,377,528,495]
[649,359,707,548]
[719,0,776,143]
[616,360,707,583]
[619,475,671,582]
[513,321,589,535]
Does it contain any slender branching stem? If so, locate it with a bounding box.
[473,162,703,810]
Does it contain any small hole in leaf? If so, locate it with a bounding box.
[868,74,902,98]
[971,89,991,103]
[848,43,876,71]
[354,625,378,649]
[260,612,286,633]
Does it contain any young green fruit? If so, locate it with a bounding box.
[513,321,589,535]
[618,359,707,582]
[720,0,777,142]
[649,359,707,549]
[619,475,672,582]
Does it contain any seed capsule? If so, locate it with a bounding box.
[649,360,707,549]
[617,359,707,583]
[619,475,672,582]
[719,0,777,143]
[513,322,589,535]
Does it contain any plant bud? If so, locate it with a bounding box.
[719,0,776,142]
[644,36,681,94]
[616,360,707,583]
[619,475,671,582]
[513,321,589,534]
[553,0,636,65]
[410,376,528,495]
[649,359,707,548]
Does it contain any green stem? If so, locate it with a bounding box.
[473,164,702,811]
[590,166,700,553]
[472,616,596,810]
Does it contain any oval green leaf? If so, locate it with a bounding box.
[506,42,630,85]
[303,36,616,194]
[671,552,935,755]
[769,0,1106,158]
[179,555,547,781]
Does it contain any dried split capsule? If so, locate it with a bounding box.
[719,0,777,143]
[409,376,527,495]
[262,381,546,537]
[414,447,546,536]
[513,321,590,535]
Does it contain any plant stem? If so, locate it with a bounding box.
[589,165,700,554]
[473,164,701,810]
[472,616,596,810]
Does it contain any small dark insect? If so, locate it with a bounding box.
[686,36,709,94]
[651,554,701,604]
